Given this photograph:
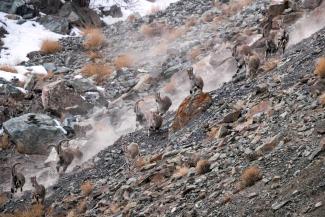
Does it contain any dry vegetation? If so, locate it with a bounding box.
[261,58,279,72]
[114,54,134,70]
[82,27,105,50]
[80,181,94,196]
[185,17,198,28]
[40,39,61,54]
[0,65,17,73]
[165,27,186,42]
[240,166,262,188]
[86,51,102,62]
[1,204,44,217]
[0,193,8,206]
[319,93,325,106]
[173,166,189,178]
[187,47,202,61]
[314,57,325,78]
[140,22,167,37]
[195,159,210,175]
[38,71,55,82]
[218,0,254,17]
[0,133,10,149]
[81,63,113,84]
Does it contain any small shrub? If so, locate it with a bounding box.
[185,17,198,28]
[80,181,94,196]
[114,54,133,70]
[83,28,105,50]
[165,27,186,42]
[0,65,17,73]
[314,57,325,78]
[173,166,189,178]
[40,39,61,54]
[81,63,113,84]
[140,22,166,37]
[240,166,262,188]
[1,204,44,217]
[151,173,165,184]
[319,93,325,106]
[0,193,8,206]
[195,159,210,175]
[86,51,102,61]
[187,47,202,61]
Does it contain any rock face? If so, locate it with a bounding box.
[172,93,213,132]
[2,113,66,155]
[38,15,70,34]
[302,0,322,9]
[41,79,106,117]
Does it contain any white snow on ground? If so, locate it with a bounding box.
[0,12,63,65]
[0,65,47,82]
[90,0,180,25]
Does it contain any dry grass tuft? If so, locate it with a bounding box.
[185,17,198,28]
[38,71,55,82]
[140,22,167,37]
[0,65,17,73]
[240,166,262,188]
[86,51,102,61]
[0,193,8,206]
[40,39,61,54]
[80,181,94,196]
[114,54,134,70]
[196,159,210,175]
[319,93,325,106]
[151,173,165,184]
[222,0,254,17]
[165,27,186,42]
[134,157,146,169]
[2,204,44,217]
[261,58,279,72]
[173,166,189,178]
[187,47,202,61]
[0,133,10,150]
[82,28,105,50]
[81,63,113,84]
[314,57,325,78]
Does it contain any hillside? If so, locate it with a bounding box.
[0,0,324,216]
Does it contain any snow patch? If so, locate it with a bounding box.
[0,65,47,82]
[0,12,63,65]
[90,0,180,25]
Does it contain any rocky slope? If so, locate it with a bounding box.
[0,0,324,216]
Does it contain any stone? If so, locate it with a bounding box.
[222,110,241,123]
[272,200,290,210]
[268,0,289,17]
[171,92,213,132]
[23,74,37,91]
[3,113,66,155]
[41,79,106,117]
[315,120,325,134]
[256,133,283,154]
[302,0,322,9]
[217,125,230,138]
[0,83,25,99]
[38,15,70,34]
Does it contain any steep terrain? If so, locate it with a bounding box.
[0,0,324,217]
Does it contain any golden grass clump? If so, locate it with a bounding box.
[0,65,17,73]
[173,166,189,178]
[1,204,44,217]
[195,159,210,175]
[80,181,94,196]
[187,47,202,61]
[82,28,105,50]
[261,58,279,72]
[314,57,325,78]
[114,54,134,70]
[240,166,262,188]
[81,63,113,84]
[140,22,167,37]
[40,39,61,54]
[319,93,325,106]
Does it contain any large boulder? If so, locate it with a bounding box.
[59,2,103,28]
[41,78,106,117]
[171,92,213,132]
[302,0,322,9]
[268,0,289,17]
[10,0,39,19]
[3,113,66,155]
[38,15,70,34]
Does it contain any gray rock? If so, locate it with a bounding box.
[3,113,66,155]
[38,15,70,34]
[302,0,322,9]
[23,74,37,91]
[43,63,57,72]
[0,83,24,98]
